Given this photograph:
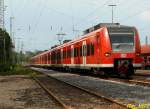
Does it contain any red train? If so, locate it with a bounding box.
[30,23,142,77]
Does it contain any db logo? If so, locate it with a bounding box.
[121,54,127,58]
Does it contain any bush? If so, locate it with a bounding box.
[0,65,40,76]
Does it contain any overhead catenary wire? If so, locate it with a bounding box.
[6,0,150,51]
[75,0,110,28]
[32,1,47,34]
[25,0,47,51]
[121,7,150,22]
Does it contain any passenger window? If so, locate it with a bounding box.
[74,48,76,57]
[80,46,82,56]
[77,47,79,57]
[83,45,87,56]
[91,43,94,55]
[87,44,90,56]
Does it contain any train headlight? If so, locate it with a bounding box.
[105,52,111,57]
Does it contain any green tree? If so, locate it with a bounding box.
[0,28,13,71]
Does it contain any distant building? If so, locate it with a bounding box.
[141,44,150,69]
[141,44,150,56]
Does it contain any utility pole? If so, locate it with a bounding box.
[108,4,116,23]
[0,0,4,29]
[56,27,66,44]
[10,16,15,66]
[72,25,80,38]
[3,37,6,64]
[20,41,24,65]
[10,17,14,43]
[56,33,66,44]
[15,37,21,64]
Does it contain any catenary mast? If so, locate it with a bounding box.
[0,0,4,29]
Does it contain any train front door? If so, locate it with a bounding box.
[71,45,74,65]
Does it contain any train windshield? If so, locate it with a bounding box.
[108,27,135,52]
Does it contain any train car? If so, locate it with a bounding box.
[30,23,142,78]
[141,44,150,69]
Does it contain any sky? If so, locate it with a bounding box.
[4,0,150,52]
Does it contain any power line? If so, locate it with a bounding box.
[81,0,110,20]
[15,0,27,18]
[74,0,110,29]
[121,7,150,22]
[56,27,66,44]
[32,0,47,34]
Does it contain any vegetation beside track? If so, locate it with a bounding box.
[0,65,40,76]
[0,28,13,72]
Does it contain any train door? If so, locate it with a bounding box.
[71,45,74,64]
[61,49,63,64]
[82,41,86,66]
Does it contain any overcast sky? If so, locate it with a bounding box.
[4,0,150,52]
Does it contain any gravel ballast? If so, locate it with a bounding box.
[33,68,150,106]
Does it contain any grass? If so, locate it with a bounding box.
[0,65,41,76]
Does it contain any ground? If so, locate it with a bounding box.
[0,75,57,109]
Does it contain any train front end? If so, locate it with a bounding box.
[101,24,142,77]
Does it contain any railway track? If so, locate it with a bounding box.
[91,73,150,87]
[71,71,150,87]
[31,67,150,87]
[33,77,70,109]
[68,72,150,87]
[33,73,127,109]
[31,67,150,108]
[128,79,150,86]
[105,77,150,87]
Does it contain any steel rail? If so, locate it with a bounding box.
[99,76,150,87]
[129,79,150,87]
[31,68,129,108]
[33,77,71,109]
[36,71,128,109]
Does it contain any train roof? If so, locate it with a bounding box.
[141,44,150,55]
[83,23,134,35]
